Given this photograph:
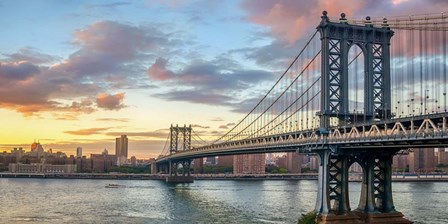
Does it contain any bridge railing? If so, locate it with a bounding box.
[156,113,448,161]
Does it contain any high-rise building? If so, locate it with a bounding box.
[233,153,265,174]
[115,135,128,166]
[76,147,82,158]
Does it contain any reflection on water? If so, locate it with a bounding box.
[0,178,447,224]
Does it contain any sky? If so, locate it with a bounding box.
[0,0,447,159]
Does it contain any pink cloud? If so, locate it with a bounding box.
[241,0,364,44]
[147,58,176,80]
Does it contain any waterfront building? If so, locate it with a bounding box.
[233,153,265,174]
[205,156,216,165]
[217,155,233,167]
[277,155,287,169]
[115,135,128,166]
[91,153,117,172]
[408,148,436,173]
[266,153,274,165]
[437,148,448,165]
[193,158,204,173]
[76,147,82,158]
[75,156,91,173]
[286,152,301,173]
[393,154,409,170]
[310,156,318,170]
[8,163,76,173]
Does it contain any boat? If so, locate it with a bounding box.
[105,184,126,188]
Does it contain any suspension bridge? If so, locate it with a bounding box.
[152,11,448,223]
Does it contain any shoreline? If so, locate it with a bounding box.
[1,172,448,182]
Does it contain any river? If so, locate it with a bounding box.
[0,178,446,223]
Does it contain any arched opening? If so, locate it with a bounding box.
[348,44,365,123]
[348,161,363,211]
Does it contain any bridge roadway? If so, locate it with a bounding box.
[156,112,448,163]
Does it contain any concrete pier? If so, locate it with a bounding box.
[165,175,194,183]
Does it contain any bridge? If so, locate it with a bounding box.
[153,11,448,223]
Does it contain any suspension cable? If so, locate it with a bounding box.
[213,30,319,144]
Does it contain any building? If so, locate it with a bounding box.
[130,156,137,166]
[193,158,204,173]
[310,156,319,171]
[233,154,265,174]
[393,154,408,170]
[286,152,301,173]
[277,155,287,169]
[408,148,436,173]
[217,155,233,167]
[75,156,91,173]
[91,153,117,173]
[115,135,128,166]
[76,147,82,158]
[8,163,76,173]
[275,152,301,173]
[205,156,216,165]
[437,148,448,165]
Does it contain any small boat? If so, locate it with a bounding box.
[105,184,126,188]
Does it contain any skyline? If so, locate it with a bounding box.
[1,0,447,159]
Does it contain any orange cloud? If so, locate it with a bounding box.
[64,127,111,135]
[96,92,126,110]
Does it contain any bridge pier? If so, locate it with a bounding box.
[165,159,194,183]
[315,149,411,224]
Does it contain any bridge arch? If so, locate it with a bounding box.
[347,160,364,211]
[347,44,366,123]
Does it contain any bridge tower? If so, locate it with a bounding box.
[315,11,410,223]
[166,124,194,183]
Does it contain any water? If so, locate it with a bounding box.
[0,178,447,224]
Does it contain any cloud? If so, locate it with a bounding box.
[238,0,448,69]
[218,122,236,129]
[2,47,61,65]
[154,89,234,105]
[96,118,130,122]
[0,20,182,116]
[64,127,112,135]
[0,61,98,115]
[148,57,275,109]
[147,58,175,81]
[0,61,39,81]
[96,93,126,110]
[191,124,210,129]
[105,131,168,139]
[53,20,173,77]
[210,117,224,121]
